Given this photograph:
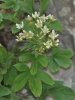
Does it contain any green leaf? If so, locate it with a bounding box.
[49,48,73,70]
[38,70,54,85]
[30,59,37,75]
[19,53,35,62]
[0,86,11,97]
[1,12,12,20]
[0,68,7,75]
[0,45,7,56]
[10,17,20,23]
[13,1,22,11]
[0,45,7,64]
[50,81,64,88]
[11,25,19,34]
[39,0,50,14]
[0,20,10,29]
[23,19,35,32]
[16,10,25,18]
[6,52,14,61]
[2,1,15,9]
[0,75,3,82]
[21,0,35,15]
[49,58,59,72]
[5,52,14,68]
[51,46,60,56]
[1,11,20,23]
[4,66,17,85]
[25,99,33,100]
[54,55,72,68]
[10,93,20,100]
[37,55,48,67]
[12,71,30,92]
[48,86,75,100]
[57,49,74,58]
[14,63,29,72]
[21,42,35,51]
[36,61,43,69]
[0,13,3,23]
[0,97,9,100]
[49,20,63,32]
[5,58,13,69]
[39,81,64,100]
[0,0,16,2]
[29,74,42,97]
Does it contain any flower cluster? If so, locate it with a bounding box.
[16,30,34,42]
[16,12,59,53]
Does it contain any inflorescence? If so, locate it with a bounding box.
[16,12,59,53]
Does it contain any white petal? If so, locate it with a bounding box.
[43,42,46,45]
[46,46,50,49]
[52,30,55,34]
[16,23,20,29]
[56,39,59,42]
[23,30,26,33]
[15,39,19,41]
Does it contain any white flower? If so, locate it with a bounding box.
[19,32,23,36]
[35,20,43,28]
[47,14,56,21]
[43,40,52,49]
[16,32,24,42]
[41,25,50,34]
[39,14,46,22]
[37,31,44,39]
[32,12,40,18]
[27,15,32,21]
[49,30,59,40]
[16,35,23,42]
[16,21,24,29]
[38,47,45,53]
[28,31,34,38]
[22,30,29,38]
[55,39,59,46]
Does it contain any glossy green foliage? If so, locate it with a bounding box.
[0,13,3,23]
[39,81,75,100]
[37,55,48,67]
[29,74,42,97]
[0,86,11,97]
[49,85,75,100]
[19,53,35,62]
[38,70,54,85]
[39,0,50,14]
[48,47,74,72]
[0,0,35,29]
[0,45,14,82]
[12,71,30,92]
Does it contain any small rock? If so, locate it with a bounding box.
[73,0,75,6]
[21,89,28,94]
[59,7,70,16]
